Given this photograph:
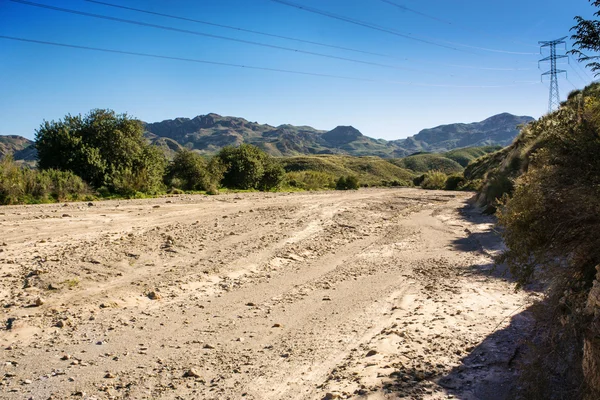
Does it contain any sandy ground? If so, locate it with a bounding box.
[0,188,534,400]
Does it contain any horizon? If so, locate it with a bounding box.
[0,0,597,140]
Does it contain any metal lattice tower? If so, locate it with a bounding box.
[539,37,568,113]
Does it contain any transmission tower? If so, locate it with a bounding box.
[539,37,567,113]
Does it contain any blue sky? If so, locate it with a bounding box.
[0,0,597,140]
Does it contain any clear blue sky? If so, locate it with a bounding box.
[0,0,597,140]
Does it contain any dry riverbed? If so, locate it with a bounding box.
[0,188,533,399]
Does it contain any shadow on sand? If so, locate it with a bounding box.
[357,204,541,399]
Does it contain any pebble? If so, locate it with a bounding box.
[183,368,202,378]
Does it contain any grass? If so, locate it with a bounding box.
[280,155,415,189]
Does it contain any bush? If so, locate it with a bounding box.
[495,88,600,398]
[336,175,359,190]
[285,171,336,190]
[444,174,466,190]
[258,159,285,191]
[217,144,283,191]
[0,155,91,204]
[35,109,166,194]
[420,170,447,190]
[165,150,208,191]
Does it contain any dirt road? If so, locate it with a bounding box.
[0,189,531,399]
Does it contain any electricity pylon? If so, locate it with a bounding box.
[539,37,567,113]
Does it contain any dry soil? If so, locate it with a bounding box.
[0,188,534,400]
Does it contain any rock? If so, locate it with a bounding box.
[246,302,256,307]
[104,372,115,378]
[323,393,339,400]
[23,379,32,384]
[272,323,282,328]
[87,202,94,207]
[62,214,71,218]
[203,344,215,349]
[34,297,45,307]
[61,354,71,360]
[147,291,161,300]
[153,205,160,209]
[366,350,378,357]
[183,368,202,378]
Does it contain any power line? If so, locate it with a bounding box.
[377,0,451,25]
[378,0,539,51]
[269,0,538,56]
[0,35,540,89]
[9,0,427,74]
[0,35,375,81]
[84,0,542,74]
[567,57,589,86]
[569,55,593,81]
[84,0,388,58]
[267,0,469,53]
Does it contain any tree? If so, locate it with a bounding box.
[570,0,600,75]
[216,144,283,190]
[35,109,166,194]
[166,149,208,191]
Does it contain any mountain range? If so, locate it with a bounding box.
[1,112,534,161]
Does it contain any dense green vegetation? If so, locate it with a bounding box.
[36,109,167,196]
[281,155,415,189]
[391,153,464,174]
[464,81,600,398]
[0,155,91,205]
[1,107,509,205]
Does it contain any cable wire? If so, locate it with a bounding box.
[269,0,537,55]
[377,0,452,25]
[84,0,541,73]
[8,0,420,73]
[569,55,593,81]
[0,35,541,89]
[378,0,539,50]
[84,0,388,58]
[0,35,375,81]
[268,0,469,53]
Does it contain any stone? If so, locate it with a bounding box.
[34,297,45,307]
[183,368,201,378]
[104,372,115,378]
[147,291,161,300]
[366,350,378,357]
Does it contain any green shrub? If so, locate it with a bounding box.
[258,159,285,191]
[413,174,426,186]
[35,109,166,194]
[345,175,359,190]
[217,144,282,191]
[444,174,466,190]
[420,170,447,190]
[285,171,336,190]
[165,149,208,191]
[335,175,359,190]
[0,155,91,205]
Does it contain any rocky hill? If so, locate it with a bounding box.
[1,112,534,162]
[144,112,533,157]
[0,135,35,160]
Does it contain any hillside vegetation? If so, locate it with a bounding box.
[141,112,531,157]
[464,82,600,398]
